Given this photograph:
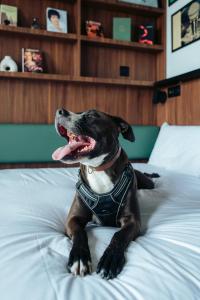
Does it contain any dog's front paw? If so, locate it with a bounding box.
[68,246,92,276]
[97,247,125,280]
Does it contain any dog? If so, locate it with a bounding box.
[52,108,156,280]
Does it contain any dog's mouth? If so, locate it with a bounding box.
[52,124,96,161]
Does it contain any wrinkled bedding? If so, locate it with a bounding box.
[0,164,199,300]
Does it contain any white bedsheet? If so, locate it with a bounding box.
[0,164,199,300]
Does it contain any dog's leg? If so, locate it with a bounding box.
[97,216,140,280]
[65,195,92,276]
[97,188,140,280]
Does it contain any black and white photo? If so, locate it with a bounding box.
[172,0,200,51]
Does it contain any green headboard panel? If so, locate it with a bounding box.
[119,125,160,160]
[0,124,62,163]
[0,124,159,163]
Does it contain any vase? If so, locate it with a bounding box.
[0,56,18,72]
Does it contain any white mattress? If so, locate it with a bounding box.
[0,164,200,300]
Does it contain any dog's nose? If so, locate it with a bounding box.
[58,108,69,117]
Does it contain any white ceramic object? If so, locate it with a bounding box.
[0,56,18,72]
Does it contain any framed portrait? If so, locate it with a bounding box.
[118,0,159,8]
[46,7,68,33]
[172,0,200,52]
[168,0,178,6]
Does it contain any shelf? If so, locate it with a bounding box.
[0,25,78,42]
[82,0,164,16]
[0,25,163,51]
[0,71,154,87]
[77,76,154,87]
[81,35,163,52]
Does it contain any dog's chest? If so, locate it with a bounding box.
[86,169,114,194]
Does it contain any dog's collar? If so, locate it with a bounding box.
[87,147,121,173]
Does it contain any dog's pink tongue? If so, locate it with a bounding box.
[52,141,84,160]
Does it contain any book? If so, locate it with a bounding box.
[113,18,131,42]
[138,24,155,45]
[46,7,68,33]
[86,20,104,38]
[0,4,17,26]
[22,48,45,73]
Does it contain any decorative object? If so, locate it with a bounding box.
[113,17,131,41]
[168,0,178,6]
[22,48,45,73]
[46,7,67,33]
[172,0,200,52]
[31,17,41,29]
[0,56,18,72]
[0,4,17,26]
[86,20,104,38]
[118,0,159,8]
[138,24,155,45]
[152,88,167,104]
[120,66,130,77]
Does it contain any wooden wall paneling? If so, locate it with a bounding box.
[48,83,155,125]
[73,0,81,76]
[156,80,200,125]
[0,79,50,123]
[81,44,157,80]
[0,82,157,125]
[155,0,166,82]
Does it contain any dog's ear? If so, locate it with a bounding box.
[111,116,135,142]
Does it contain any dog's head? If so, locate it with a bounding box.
[52,108,135,166]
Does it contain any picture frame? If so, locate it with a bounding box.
[118,0,159,8]
[172,0,200,52]
[168,0,178,6]
[46,7,68,33]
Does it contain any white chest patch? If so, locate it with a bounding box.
[86,169,114,194]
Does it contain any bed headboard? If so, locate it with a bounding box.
[0,124,159,163]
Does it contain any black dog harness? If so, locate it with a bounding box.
[76,163,136,227]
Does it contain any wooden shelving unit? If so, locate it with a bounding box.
[0,25,78,42]
[81,35,164,52]
[82,0,165,16]
[0,71,154,87]
[0,25,163,51]
[0,0,166,125]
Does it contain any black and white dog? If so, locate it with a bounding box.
[52,108,155,280]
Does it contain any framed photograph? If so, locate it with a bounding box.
[46,7,68,33]
[172,0,200,52]
[118,0,159,8]
[168,0,178,6]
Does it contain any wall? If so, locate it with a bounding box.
[155,0,200,126]
[156,78,200,125]
[167,0,200,78]
[0,80,156,125]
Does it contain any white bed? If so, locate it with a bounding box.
[0,163,200,300]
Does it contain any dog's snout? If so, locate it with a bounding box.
[58,108,69,117]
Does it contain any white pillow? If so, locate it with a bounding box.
[148,122,200,177]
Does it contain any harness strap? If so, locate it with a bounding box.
[76,163,135,226]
